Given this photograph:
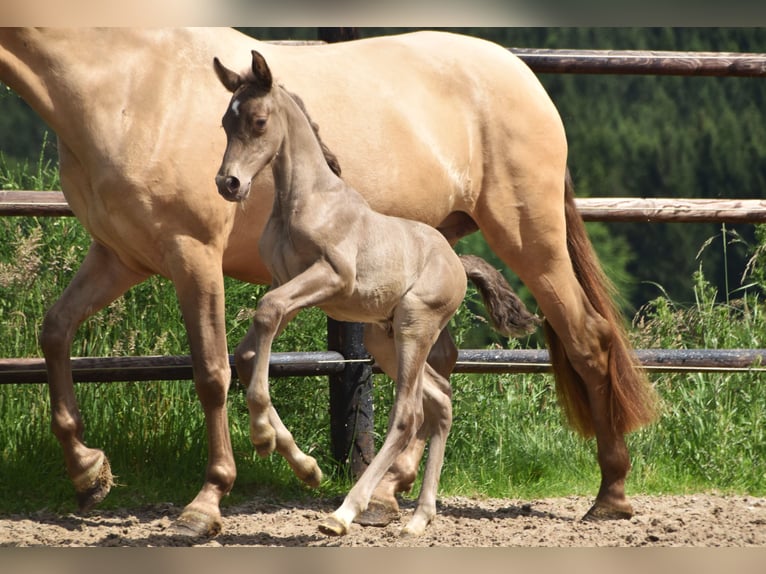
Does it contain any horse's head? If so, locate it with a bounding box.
[213,50,281,203]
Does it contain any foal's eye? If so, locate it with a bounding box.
[253,116,268,131]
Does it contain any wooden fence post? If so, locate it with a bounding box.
[326,320,375,477]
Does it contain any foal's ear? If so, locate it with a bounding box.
[213,57,242,93]
[250,50,273,92]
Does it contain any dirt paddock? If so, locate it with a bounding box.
[1,493,764,547]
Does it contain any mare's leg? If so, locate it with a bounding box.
[521,258,633,517]
[476,169,651,519]
[357,326,457,527]
[235,261,344,486]
[168,244,237,537]
[39,241,148,512]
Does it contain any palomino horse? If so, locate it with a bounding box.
[212,50,540,536]
[0,28,658,537]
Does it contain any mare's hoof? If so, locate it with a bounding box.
[318,515,349,536]
[355,499,400,527]
[74,455,114,513]
[582,501,634,521]
[173,508,222,538]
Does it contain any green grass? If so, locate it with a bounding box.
[1,152,765,515]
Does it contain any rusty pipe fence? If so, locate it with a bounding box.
[2,44,766,467]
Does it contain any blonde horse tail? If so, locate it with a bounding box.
[459,254,540,338]
[544,169,659,437]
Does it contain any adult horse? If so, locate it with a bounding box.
[0,28,657,537]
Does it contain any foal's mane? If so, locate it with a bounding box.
[282,86,342,178]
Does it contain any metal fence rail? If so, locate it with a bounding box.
[2,348,765,386]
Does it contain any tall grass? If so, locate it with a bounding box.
[1,150,764,516]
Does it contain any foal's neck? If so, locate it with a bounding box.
[270,90,341,205]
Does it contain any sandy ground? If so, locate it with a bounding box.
[1,493,764,547]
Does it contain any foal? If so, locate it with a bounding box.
[213,50,538,536]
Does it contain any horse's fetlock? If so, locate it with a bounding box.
[208,462,237,494]
[50,408,82,441]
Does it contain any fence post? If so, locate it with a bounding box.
[327,320,375,477]
[318,27,375,478]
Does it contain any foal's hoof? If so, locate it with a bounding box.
[294,459,323,489]
[173,507,222,538]
[582,500,634,521]
[355,499,400,526]
[74,454,114,513]
[250,426,277,457]
[318,514,349,536]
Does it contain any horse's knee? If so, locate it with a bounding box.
[253,295,285,333]
[193,364,232,407]
[39,306,71,357]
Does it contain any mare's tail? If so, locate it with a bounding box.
[459,254,540,338]
[544,169,659,437]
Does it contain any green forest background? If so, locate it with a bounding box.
[2,27,765,319]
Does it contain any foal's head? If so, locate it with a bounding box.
[214,50,282,202]
[213,50,341,203]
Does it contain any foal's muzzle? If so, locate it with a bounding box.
[215,174,249,202]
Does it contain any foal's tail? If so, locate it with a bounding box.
[544,169,659,437]
[459,254,540,338]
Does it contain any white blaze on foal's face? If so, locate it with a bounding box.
[231,98,241,117]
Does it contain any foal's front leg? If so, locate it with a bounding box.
[236,261,344,486]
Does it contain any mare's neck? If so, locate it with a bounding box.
[0,29,61,133]
[270,90,341,207]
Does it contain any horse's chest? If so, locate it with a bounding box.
[259,217,328,282]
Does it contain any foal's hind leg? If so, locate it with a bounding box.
[356,326,457,528]
[400,361,452,537]
[39,241,148,512]
[318,295,454,536]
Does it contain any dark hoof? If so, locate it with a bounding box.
[582,501,634,521]
[173,509,222,538]
[355,499,400,527]
[75,456,114,513]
